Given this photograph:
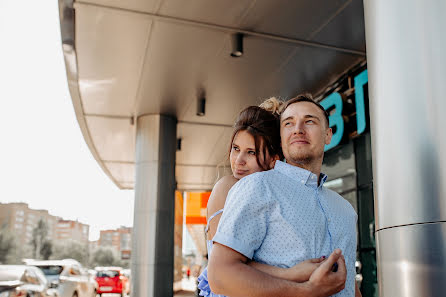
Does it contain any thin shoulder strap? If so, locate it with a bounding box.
[205,209,224,234]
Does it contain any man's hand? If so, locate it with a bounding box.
[306,249,347,297]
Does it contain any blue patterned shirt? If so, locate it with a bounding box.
[213,161,357,297]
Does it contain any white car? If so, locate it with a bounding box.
[24,259,97,297]
[0,265,59,297]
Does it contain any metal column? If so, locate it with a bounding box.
[363,1,446,296]
[131,115,177,297]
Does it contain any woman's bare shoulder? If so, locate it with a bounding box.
[214,175,238,192]
[207,175,238,213]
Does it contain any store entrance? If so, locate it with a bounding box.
[322,131,378,297]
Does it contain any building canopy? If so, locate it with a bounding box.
[59,0,366,191]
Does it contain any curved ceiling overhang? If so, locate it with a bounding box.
[58,0,366,191]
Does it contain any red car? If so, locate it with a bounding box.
[94,267,129,297]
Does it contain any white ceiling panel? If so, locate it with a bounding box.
[201,36,298,120]
[176,165,231,191]
[104,161,135,184]
[238,0,351,40]
[270,46,363,97]
[176,123,233,166]
[159,0,256,28]
[134,21,227,119]
[75,3,152,116]
[119,182,135,189]
[85,116,135,162]
[79,0,163,14]
[311,0,366,52]
[136,21,297,124]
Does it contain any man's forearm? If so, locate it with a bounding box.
[209,258,312,297]
[208,244,313,297]
[208,244,347,297]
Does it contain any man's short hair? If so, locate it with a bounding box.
[279,93,330,127]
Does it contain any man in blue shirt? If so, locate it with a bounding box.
[209,94,361,297]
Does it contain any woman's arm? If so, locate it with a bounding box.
[249,257,324,282]
[355,282,362,297]
[206,175,238,239]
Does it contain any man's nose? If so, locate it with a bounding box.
[293,121,305,134]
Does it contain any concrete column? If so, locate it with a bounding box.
[364,1,446,296]
[131,114,177,297]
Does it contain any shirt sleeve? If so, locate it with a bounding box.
[212,174,271,259]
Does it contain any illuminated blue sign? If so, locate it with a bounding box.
[321,69,368,151]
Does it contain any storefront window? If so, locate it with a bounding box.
[322,141,357,211]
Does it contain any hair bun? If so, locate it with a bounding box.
[259,97,283,115]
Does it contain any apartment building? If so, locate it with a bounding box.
[56,219,89,244]
[0,203,90,246]
[0,202,58,246]
[98,226,132,260]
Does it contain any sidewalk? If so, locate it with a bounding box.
[174,291,196,297]
[173,277,197,297]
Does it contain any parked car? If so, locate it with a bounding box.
[0,265,59,297]
[94,267,129,297]
[121,269,130,295]
[24,259,97,297]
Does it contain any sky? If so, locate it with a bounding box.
[0,0,134,241]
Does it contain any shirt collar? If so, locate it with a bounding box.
[274,160,328,188]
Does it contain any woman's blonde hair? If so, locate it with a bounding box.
[259,97,284,116]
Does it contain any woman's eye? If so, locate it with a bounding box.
[306,120,315,124]
[232,146,239,151]
[248,151,256,155]
[284,122,291,127]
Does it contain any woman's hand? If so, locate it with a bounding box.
[283,257,325,282]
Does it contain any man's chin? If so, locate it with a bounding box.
[287,152,315,165]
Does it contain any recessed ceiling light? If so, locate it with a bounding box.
[230,33,244,58]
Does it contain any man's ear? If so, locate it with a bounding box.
[325,127,333,145]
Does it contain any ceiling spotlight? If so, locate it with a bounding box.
[197,97,206,116]
[230,33,244,58]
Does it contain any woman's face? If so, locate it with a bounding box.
[230,130,276,179]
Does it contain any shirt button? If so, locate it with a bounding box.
[301,180,305,184]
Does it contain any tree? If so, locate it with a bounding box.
[90,247,122,268]
[31,219,52,260]
[40,240,53,260]
[51,240,89,266]
[0,227,16,264]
